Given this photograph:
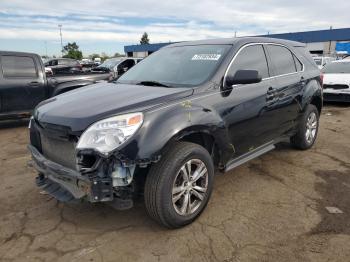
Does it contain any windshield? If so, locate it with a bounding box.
[322,62,350,73]
[98,58,124,69]
[118,45,230,87]
[313,58,322,65]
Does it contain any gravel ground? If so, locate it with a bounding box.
[0,104,349,262]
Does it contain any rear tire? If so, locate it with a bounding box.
[144,142,214,228]
[290,104,319,150]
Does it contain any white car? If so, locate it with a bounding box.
[322,60,350,102]
[313,56,335,69]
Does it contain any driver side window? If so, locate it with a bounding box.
[227,45,270,79]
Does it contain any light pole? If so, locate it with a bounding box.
[58,24,63,57]
[44,41,48,57]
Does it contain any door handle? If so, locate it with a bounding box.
[266,87,276,100]
[28,81,39,86]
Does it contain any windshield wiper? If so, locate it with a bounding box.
[136,80,170,87]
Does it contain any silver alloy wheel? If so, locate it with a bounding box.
[172,159,208,216]
[305,112,318,144]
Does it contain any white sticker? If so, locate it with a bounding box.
[191,54,221,61]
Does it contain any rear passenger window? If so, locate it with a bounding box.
[1,55,37,78]
[266,45,296,76]
[227,45,269,79]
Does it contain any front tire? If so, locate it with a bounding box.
[290,104,319,150]
[144,142,214,228]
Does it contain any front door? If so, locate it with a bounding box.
[219,44,274,156]
[0,55,46,113]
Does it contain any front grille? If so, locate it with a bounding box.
[323,84,349,90]
[324,93,350,102]
[41,134,77,170]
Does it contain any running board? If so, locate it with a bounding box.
[225,143,275,172]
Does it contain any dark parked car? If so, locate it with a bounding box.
[91,57,142,78]
[28,37,322,228]
[0,51,110,120]
[44,58,82,75]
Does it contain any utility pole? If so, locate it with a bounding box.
[44,41,48,57]
[234,31,237,38]
[328,25,333,55]
[58,24,63,57]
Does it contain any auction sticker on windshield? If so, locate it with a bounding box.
[192,54,222,61]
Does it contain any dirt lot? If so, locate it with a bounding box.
[0,105,349,262]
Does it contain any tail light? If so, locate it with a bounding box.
[320,73,324,87]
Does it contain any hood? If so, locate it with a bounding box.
[35,82,193,132]
[323,73,350,86]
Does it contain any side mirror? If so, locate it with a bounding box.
[226,70,262,86]
[122,67,129,72]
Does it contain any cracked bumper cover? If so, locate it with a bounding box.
[28,145,114,203]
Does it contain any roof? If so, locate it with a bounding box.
[0,50,39,57]
[166,37,305,48]
[260,28,350,43]
[124,42,174,53]
[124,37,305,53]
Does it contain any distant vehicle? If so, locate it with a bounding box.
[313,56,335,69]
[91,57,142,79]
[45,67,53,76]
[44,58,83,75]
[0,51,110,120]
[94,57,102,66]
[80,59,96,71]
[322,60,350,102]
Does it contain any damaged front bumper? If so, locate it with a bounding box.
[28,145,133,209]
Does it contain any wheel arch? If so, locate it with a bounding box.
[301,79,323,114]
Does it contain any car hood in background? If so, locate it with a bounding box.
[323,73,350,86]
[34,82,193,132]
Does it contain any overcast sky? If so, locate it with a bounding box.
[0,0,349,57]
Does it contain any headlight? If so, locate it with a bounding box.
[76,112,143,154]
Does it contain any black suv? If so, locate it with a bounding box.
[44,58,82,74]
[28,37,322,228]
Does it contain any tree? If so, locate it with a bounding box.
[140,32,150,45]
[113,52,124,57]
[89,53,100,60]
[100,52,110,62]
[62,42,83,60]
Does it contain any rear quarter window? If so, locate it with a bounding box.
[1,55,37,78]
[266,45,297,76]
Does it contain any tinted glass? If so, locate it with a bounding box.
[227,45,269,79]
[293,55,303,71]
[1,55,37,78]
[58,59,70,65]
[99,58,124,69]
[267,45,296,76]
[322,62,350,73]
[313,58,322,65]
[118,45,230,87]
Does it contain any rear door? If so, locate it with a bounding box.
[264,44,304,138]
[0,54,46,113]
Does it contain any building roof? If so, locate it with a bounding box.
[260,28,350,43]
[124,28,350,53]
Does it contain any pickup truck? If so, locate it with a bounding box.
[0,51,110,120]
[28,37,322,228]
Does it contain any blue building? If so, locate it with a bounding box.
[124,27,350,57]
